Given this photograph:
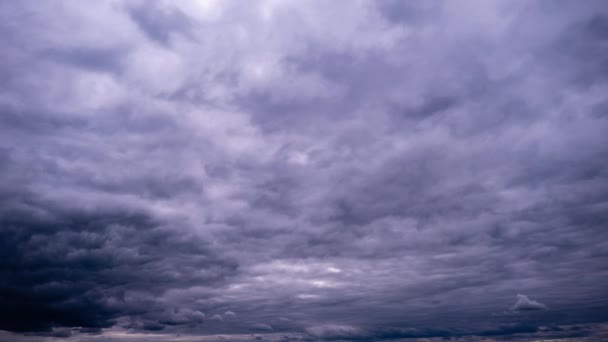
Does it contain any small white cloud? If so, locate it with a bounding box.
[296,293,321,300]
[287,151,309,166]
[327,266,342,273]
[511,294,547,311]
[210,314,223,321]
[224,311,237,318]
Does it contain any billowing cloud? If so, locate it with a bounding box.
[1,0,608,341]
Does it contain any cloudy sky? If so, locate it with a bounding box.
[1,1,608,341]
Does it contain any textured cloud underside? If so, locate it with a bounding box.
[1,1,608,341]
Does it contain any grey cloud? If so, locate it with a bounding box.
[43,46,126,73]
[127,2,194,46]
[0,168,237,332]
[305,325,362,340]
[251,324,273,332]
[1,1,608,341]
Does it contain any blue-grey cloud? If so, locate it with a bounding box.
[1,1,608,341]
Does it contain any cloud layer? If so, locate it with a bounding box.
[1,0,608,341]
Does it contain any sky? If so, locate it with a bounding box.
[1,1,608,341]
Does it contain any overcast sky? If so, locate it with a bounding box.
[1,1,608,341]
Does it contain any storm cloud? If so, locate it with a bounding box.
[1,1,608,341]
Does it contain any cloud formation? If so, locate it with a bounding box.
[511,294,548,311]
[1,0,608,341]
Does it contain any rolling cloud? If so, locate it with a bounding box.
[1,1,608,341]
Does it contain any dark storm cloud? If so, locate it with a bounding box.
[1,1,608,341]
[0,179,237,333]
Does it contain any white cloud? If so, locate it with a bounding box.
[511,294,547,311]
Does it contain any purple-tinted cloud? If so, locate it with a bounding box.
[1,1,608,341]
